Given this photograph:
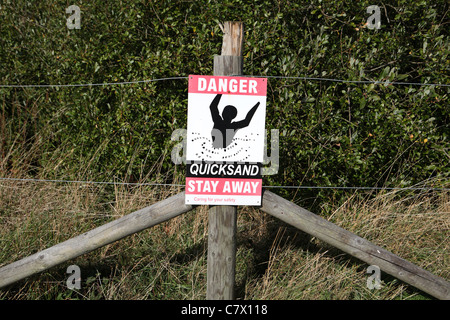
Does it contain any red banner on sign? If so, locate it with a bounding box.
[188,75,267,96]
[186,177,262,196]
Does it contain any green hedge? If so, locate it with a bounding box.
[1,1,448,200]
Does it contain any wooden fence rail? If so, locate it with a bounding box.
[260,190,450,300]
[1,189,449,299]
[0,192,192,289]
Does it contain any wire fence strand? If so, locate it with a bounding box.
[244,75,450,87]
[1,75,448,88]
[1,74,448,192]
[0,77,188,88]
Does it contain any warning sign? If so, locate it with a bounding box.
[185,75,267,206]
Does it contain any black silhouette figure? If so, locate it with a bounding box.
[209,94,260,149]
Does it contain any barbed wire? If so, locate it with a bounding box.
[0,75,448,88]
[1,74,448,192]
[0,77,188,88]
[0,177,448,191]
[0,177,181,187]
[245,75,450,87]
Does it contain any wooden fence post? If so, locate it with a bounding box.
[206,21,243,300]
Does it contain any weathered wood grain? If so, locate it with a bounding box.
[206,205,237,300]
[213,55,243,77]
[221,21,244,56]
[206,21,243,300]
[0,191,193,289]
[260,190,450,300]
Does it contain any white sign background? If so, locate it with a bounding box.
[186,93,266,163]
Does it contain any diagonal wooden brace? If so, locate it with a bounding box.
[0,192,193,289]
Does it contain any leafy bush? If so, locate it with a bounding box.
[0,0,448,202]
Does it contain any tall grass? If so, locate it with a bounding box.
[243,185,449,300]
[0,167,448,299]
[0,116,448,299]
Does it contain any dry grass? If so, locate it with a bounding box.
[331,190,449,276]
[242,187,449,300]
[0,173,448,300]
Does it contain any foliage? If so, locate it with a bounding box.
[0,1,449,300]
[0,177,447,300]
[0,0,448,202]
